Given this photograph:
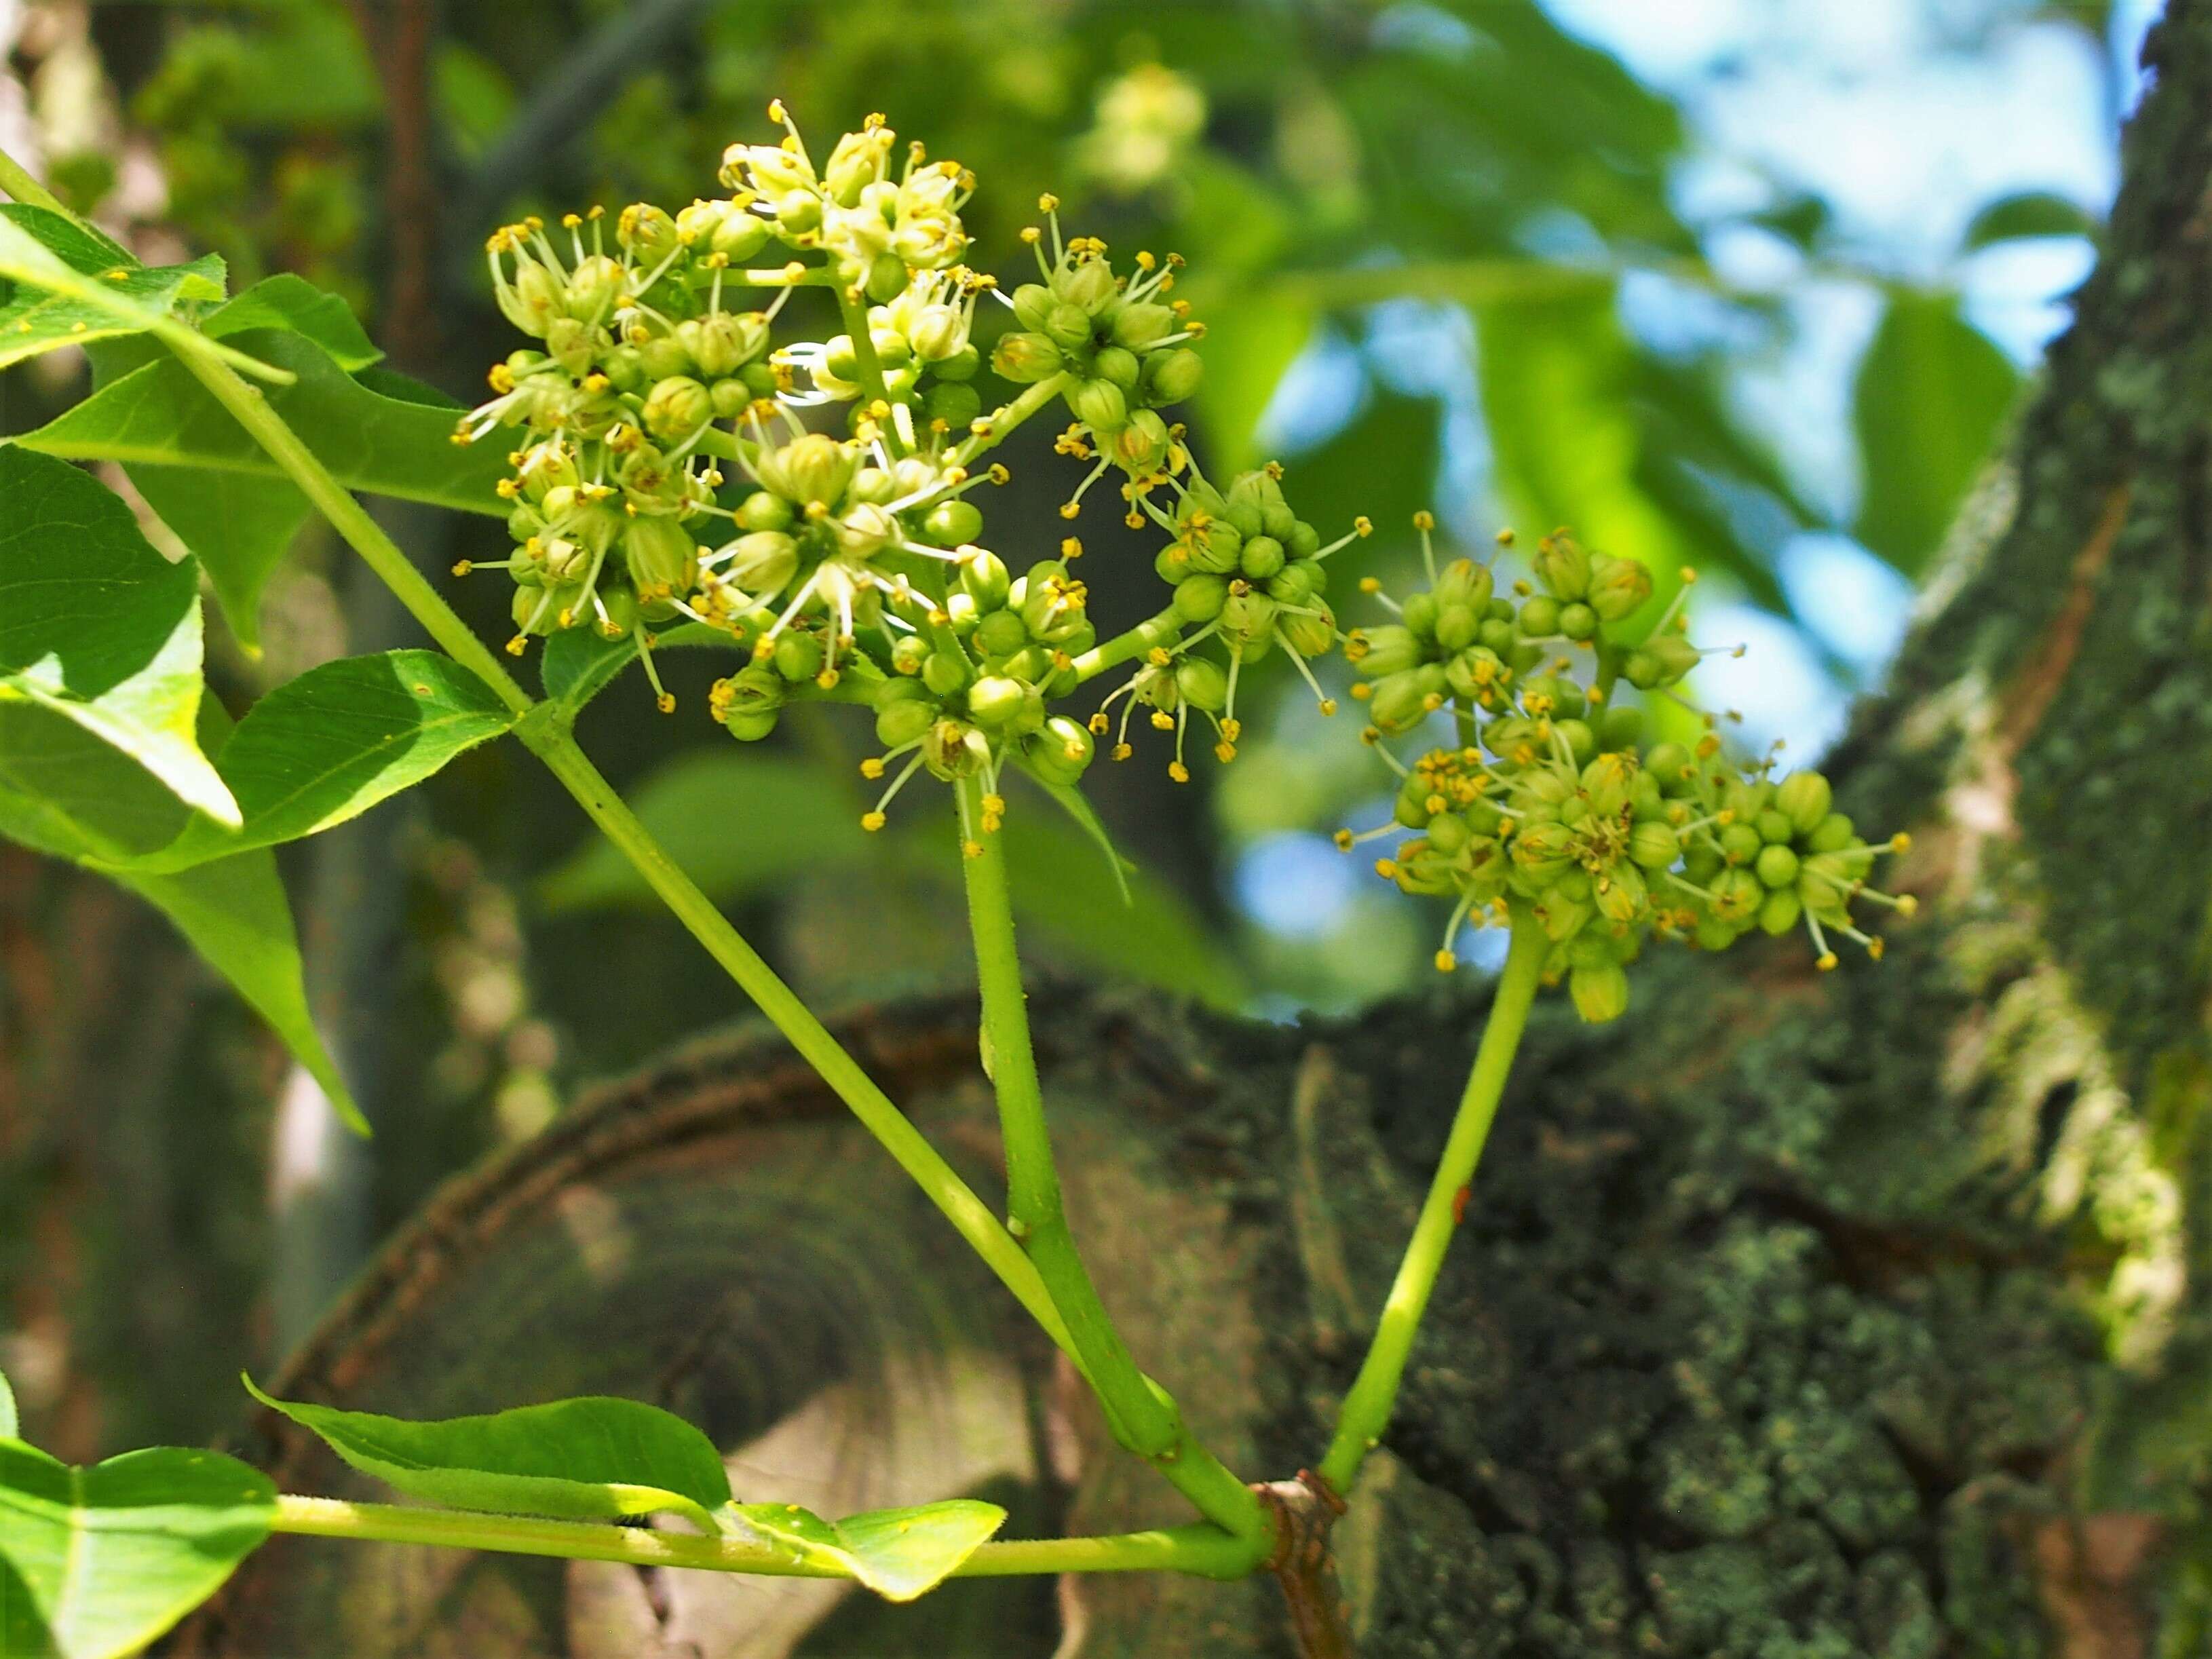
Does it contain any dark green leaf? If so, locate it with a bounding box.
[537,750,1243,1004]
[0,1441,273,1659]
[0,448,236,824]
[0,204,224,373]
[731,1498,1006,1602]
[16,328,511,517]
[1018,771,1131,905]
[1852,292,2020,575]
[244,1380,730,1533]
[145,651,516,871]
[1962,190,2099,252]
[541,621,738,710]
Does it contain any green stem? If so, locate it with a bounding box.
[1593,639,1623,709]
[1317,905,1549,1493]
[271,1495,1258,1581]
[0,147,66,214]
[951,371,1073,468]
[955,778,1274,1559]
[1071,607,1183,685]
[155,326,1084,1374]
[836,286,909,458]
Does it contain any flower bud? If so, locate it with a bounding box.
[1028,714,1097,782]
[1281,600,1335,659]
[774,630,824,683]
[1268,560,1326,606]
[1168,655,1225,712]
[1599,704,1644,752]
[1435,557,1493,612]
[1044,301,1093,349]
[710,209,770,263]
[1355,624,1423,677]
[1585,554,1653,621]
[1626,634,1700,689]
[618,202,683,265]
[1070,377,1128,432]
[1143,346,1204,404]
[1093,345,1141,389]
[717,530,799,597]
[823,129,889,206]
[1020,565,1087,643]
[992,331,1063,384]
[1174,573,1229,622]
[624,516,698,598]
[1238,535,1286,580]
[908,303,969,362]
[735,491,795,533]
[759,433,858,510]
[875,696,935,748]
[1111,301,1175,349]
[1518,594,1561,638]
[1757,886,1802,936]
[565,255,627,322]
[1219,586,1277,643]
[926,380,983,430]
[1432,602,1479,652]
[1569,963,1629,1023]
[1054,257,1118,316]
[1776,770,1833,836]
[1533,536,1591,601]
[1400,591,1439,638]
[1630,820,1681,869]
[1557,602,1598,642]
[1807,812,1856,854]
[1112,408,1171,472]
[1180,517,1242,575]
[642,375,712,443]
[926,717,990,780]
[1011,284,1054,331]
[1754,843,1800,889]
[1368,669,1431,733]
[919,498,981,548]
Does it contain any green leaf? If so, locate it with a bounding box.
[204,273,381,372]
[1020,771,1131,905]
[0,1441,274,1659]
[537,750,1243,1004]
[82,276,381,651]
[539,621,735,710]
[0,700,366,1134]
[1852,291,2020,575]
[243,1381,730,1534]
[0,1367,16,1440]
[16,328,512,517]
[730,1498,1006,1602]
[143,651,516,871]
[0,204,224,373]
[1962,190,2099,252]
[0,448,237,826]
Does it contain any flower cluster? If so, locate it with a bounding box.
[1341,522,1914,1019]
[455,104,1363,841]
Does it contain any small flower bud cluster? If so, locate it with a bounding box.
[990,200,1206,517]
[459,107,1373,843]
[1340,520,1914,1020]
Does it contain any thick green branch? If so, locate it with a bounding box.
[1071,607,1183,685]
[271,1495,1261,1580]
[1318,905,1549,1491]
[955,780,1274,1557]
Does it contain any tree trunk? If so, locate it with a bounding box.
[180,3,2212,1655]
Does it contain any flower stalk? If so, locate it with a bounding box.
[1317,904,1548,1493]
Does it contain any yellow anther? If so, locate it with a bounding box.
[860,757,886,780]
[1434,950,1457,973]
[1815,951,1839,972]
[1168,761,1190,783]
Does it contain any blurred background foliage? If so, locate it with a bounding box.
[0,0,2156,1457]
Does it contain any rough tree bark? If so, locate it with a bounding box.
[179,4,2212,1655]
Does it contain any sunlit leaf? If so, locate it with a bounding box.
[244,1381,730,1535]
[730,1498,1006,1602]
[1852,291,2020,575]
[0,204,224,373]
[0,1367,16,1440]
[0,448,236,826]
[17,328,510,517]
[142,651,516,871]
[0,1441,273,1659]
